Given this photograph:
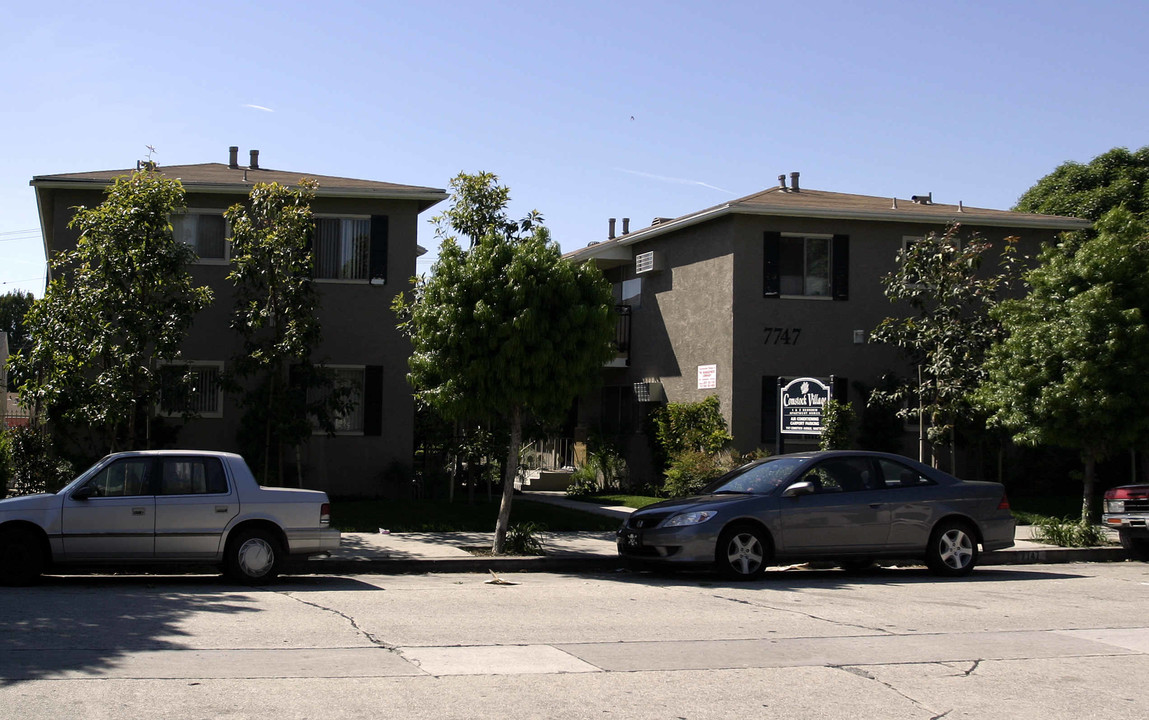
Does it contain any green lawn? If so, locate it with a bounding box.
[330,497,621,533]
[566,493,664,510]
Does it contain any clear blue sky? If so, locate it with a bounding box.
[2,0,1147,297]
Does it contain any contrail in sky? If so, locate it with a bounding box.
[617,168,733,194]
[243,104,275,113]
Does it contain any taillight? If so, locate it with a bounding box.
[320,502,331,526]
[998,493,1011,511]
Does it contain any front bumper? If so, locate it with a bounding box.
[616,524,720,565]
[1104,514,1149,537]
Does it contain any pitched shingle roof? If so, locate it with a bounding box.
[566,182,1092,261]
[31,161,446,210]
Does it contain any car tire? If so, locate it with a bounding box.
[224,528,282,584]
[1118,530,1149,561]
[925,520,979,577]
[0,527,45,587]
[716,524,770,579]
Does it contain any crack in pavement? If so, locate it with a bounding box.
[710,593,893,634]
[836,665,948,718]
[274,591,398,652]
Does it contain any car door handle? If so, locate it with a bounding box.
[215,506,230,513]
[869,503,883,509]
[132,507,146,515]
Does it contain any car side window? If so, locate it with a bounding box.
[82,459,153,497]
[800,458,876,493]
[160,457,229,495]
[877,459,932,488]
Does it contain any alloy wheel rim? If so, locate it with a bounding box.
[939,529,973,569]
[727,533,764,575]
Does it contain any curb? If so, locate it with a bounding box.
[295,547,1133,576]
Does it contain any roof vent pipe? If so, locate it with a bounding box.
[790,172,800,192]
[778,174,787,190]
[228,146,239,169]
[622,218,630,234]
[608,218,616,240]
[249,149,259,170]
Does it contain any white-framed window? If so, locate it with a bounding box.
[172,211,228,262]
[779,234,831,297]
[309,365,365,434]
[314,217,371,281]
[158,362,224,418]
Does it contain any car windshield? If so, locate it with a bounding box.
[699,457,811,495]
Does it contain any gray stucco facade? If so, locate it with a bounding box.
[568,178,1090,483]
[31,150,446,496]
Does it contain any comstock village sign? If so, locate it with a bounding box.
[776,376,832,453]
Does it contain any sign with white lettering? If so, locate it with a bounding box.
[779,377,830,435]
[698,364,717,389]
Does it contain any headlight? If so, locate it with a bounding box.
[1106,500,1125,513]
[663,510,717,527]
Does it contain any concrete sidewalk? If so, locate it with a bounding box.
[298,491,1130,575]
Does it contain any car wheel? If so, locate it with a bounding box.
[716,524,770,579]
[1118,530,1149,561]
[926,520,979,577]
[224,528,282,584]
[0,528,45,587]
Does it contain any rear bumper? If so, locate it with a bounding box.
[981,515,1016,551]
[286,527,342,556]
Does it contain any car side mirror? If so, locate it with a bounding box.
[782,481,816,497]
[71,485,95,501]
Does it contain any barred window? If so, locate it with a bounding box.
[159,363,224,418]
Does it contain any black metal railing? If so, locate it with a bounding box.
[613,305,631,361]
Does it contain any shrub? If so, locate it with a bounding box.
[565,465,600,497]
[651,396,732,471]
[819,399,856,450]
[0,430,12,497]
[1032,516,1107,547]
[505,521,546,555]
[5,424,73,496]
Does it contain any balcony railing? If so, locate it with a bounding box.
[610,304,631,367]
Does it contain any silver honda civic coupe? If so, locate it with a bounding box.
[616,450,1014,578]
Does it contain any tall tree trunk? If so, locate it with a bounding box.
[493,405,522,554]
[1081,452,1097,525]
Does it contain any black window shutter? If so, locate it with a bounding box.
[832,234,849,301]
[363,366,384,436]
[369,216,389,284]
[832,376,849,403]
[761,375,778,443]
[763,232,781,298]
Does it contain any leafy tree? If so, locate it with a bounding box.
[1015,146,1149,228]
[869,224,1019,470]
[13,170,212,451]
[395,172,616,553]
[975,208,1149,523]
[0,290,35,388]
[225,180,348,486]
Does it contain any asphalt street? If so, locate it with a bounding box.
[2,561,1147,719]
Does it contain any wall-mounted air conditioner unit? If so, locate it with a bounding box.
[635,250,663,275]
[634,380,665,403]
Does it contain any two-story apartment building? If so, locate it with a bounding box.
[566,172,1090,480]
[30,147,446,496]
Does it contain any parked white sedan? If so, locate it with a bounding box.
[0,450,340,585]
